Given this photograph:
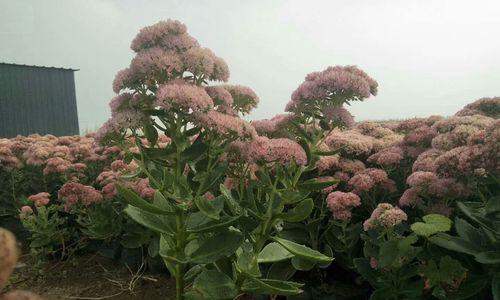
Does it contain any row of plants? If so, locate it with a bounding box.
[1,19,499,299]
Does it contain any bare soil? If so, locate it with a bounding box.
[5,254,176,300]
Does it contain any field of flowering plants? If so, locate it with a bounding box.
[1,20,500,300]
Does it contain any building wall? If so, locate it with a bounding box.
[0,63,79,138]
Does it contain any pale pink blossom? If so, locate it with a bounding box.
[287,65,378,111]
[221,85,259,114]
[156,83,214,111]
[322,106,355,127]
[363,203,407,231]
[455,96,500,118]
[193,110,256,138]
[399,188,423,207]
[28,192,51,207]
[58,182,104,211]
[326,191,361,220]
[130,20,199,52]
[182,47,229,82]
[19,206,33,220]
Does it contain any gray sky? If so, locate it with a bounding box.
[1,0,499,131]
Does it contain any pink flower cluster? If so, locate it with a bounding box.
[221,85,259,114]
[156,83,214,111]
[251,113,295,136]
[326,191,361,220]
[455,97,500,118]
[229,136,307,166]
[348,168,396,194]
[58,182,104,211]
[363,203,407,231]
[322,106,355,127]
[193,110,256,138]
[287,65,378,111]
[28,192,51,207]
[325,130,374,156]
[130,19,199,53]
[182,47,230,82]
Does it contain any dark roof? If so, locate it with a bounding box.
[0,62,79,71]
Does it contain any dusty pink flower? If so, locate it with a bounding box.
[221,85,259,114]
[287,65,378,111]
[403,126,437,146]
[58,182,104,211]
[193,110,256,138]
[316,176,338,193]
[156,83,214,111]
[130,47,183,80]
[412,149,442,172]
[28,192,51,207]
[370,257,379,269]
[130,19,199,52]
[182,47,229,82]
[316,155,341,173]
[363,203,407,231]
[455,96,500,118]
[205,86,233,106]
[326,191,361,220]
[322,106,355,127]
[339,158,366,174]
[368,146,405,166]
[251,113,295,136]
[203,192,215,201]
[43,157,72,175]
[133,178,155,199]
[406,171,439,190]
[399,188,423,207]
[112,68,133,93]
[266,138,308,166]
[325,130,374,156]
[19,206,33,220]
[348,168,392,194]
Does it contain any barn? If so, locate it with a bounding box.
[0,62,79,138]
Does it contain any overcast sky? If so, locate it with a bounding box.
[1,0,499,131]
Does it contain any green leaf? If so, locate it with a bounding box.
[237,251,261,277]
[116,184,173,215]
[187,215,241,233]
[353,258,378,286]
[454,217,484,245]
[192,270,237,299]
[182,141,208,163]
[291,256,315,271]
[446,275,488,300]
[194,195,221,220]
[271,237,333,263]
[258,242,294,263]
[124,206,175,234]
[241,277,303,296]
[475,251,500,264]
[281,198,314,222]
[143,122,158,145]
[411,214,452,237]
[189,230,243,264]
[492,273,500,300]
[219,184,241,214]
[297,178,338,192]
[281,190,309,205]
[184,265,203,282]
[429,233,479,255]
[378,239,400,268]
[267,260,296,280]
[152,190,175,213]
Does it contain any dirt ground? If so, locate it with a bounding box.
[5,254,176,300]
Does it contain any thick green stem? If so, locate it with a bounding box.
[174,212,187,300]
